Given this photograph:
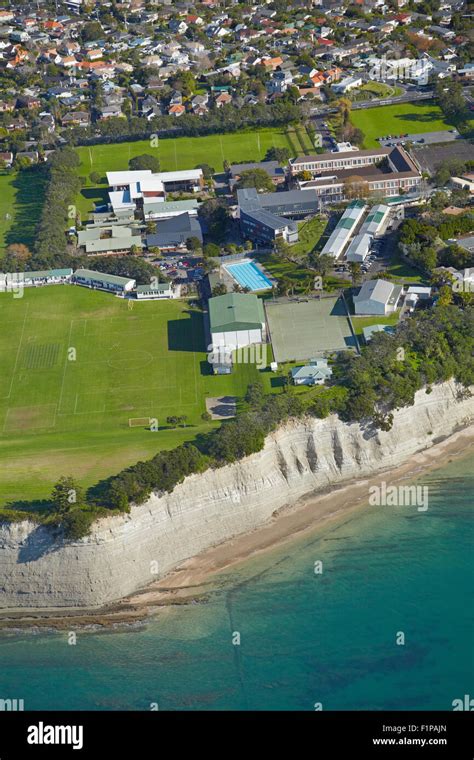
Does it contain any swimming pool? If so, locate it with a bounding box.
[225,260,272,292]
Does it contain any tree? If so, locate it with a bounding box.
[201,411,212,422]
[203,242,221,258]
[349,262,362,285]
[439,244,473,270]
[265,146,291,164]
[89,171,102,184]
[169,70,197,97]
[336,97,352,126]
[308,252,333,276]
[437,285,453,307]
[186,236,202,252]
[235,168,274,193]
[51,476,84,516]
[277,276,292,296]
[4,243,31,271]
[198,199,229,242]
[274,237,291,258]
[245,381,265,408]
[344,175,370,199]
[195,163,215,179]
[212,283,227,296]
[62,509,94,540]
[435,80,468,123]
[81,20,103,42]
[129,154,160,173]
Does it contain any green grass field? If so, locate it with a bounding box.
[74,127,293,218]
[352,311,400,338]
[291,217,327,257]
[350,102,454,147]
[0,287,261,507]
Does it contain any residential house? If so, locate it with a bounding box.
[291,359,333,385]
[266,69,293,94]
[215,92,232,107]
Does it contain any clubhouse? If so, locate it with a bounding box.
[0,267,177,299]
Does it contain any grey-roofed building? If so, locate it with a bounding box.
[78,224,144,254]
[362,324,396,343]
[238,194,298,245]
[353,279,402,315]
[238,187,319,219]
[146,213,203,252]
[237,187,320,245]
[258,189,320,217]
[144,199,199,220]
[73,269,136,293]
[291,358,333,386]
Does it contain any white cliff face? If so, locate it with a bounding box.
[0,381,472,610]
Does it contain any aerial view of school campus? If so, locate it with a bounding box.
[0,0,473,751]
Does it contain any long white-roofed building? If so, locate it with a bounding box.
[320,200,367,259]
[359,204,390,237]
[345,232,372,263]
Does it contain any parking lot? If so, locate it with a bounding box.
[379,129,459,148]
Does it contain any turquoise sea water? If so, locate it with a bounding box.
[0,454,472,711]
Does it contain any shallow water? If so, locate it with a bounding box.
[0,454,472,711]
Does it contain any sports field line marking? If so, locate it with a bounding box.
[62,399,198,416]
[2,402,57,434]
[3,302,29,401]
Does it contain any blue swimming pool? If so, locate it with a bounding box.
[225,260,272,292]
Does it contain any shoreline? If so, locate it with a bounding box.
[1,425,473,632]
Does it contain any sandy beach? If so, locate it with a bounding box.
[1,425,472,631]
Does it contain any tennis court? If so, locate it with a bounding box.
[265,296,356,362]
[225,260,273,292]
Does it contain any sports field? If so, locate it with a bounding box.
[265,296,356,362]
[0,287,260,506]
[350,102,454,148]
[74,128,293,217]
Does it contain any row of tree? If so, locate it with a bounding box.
[63,101,303,148]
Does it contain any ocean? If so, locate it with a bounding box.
[0,454,472,711]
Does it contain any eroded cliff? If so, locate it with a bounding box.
[0,381,472,609]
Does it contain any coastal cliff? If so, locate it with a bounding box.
[1,380,473,610]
